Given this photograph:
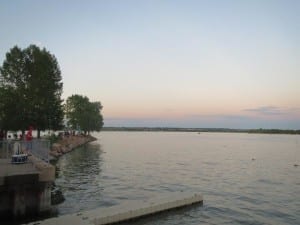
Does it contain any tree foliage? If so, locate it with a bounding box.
[0,45,64,136]
[65,94,103,134]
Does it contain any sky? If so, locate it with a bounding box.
[0,0,299,129]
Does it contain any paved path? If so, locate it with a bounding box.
[0,159,38,185]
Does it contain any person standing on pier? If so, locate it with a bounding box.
[26,126,33,151]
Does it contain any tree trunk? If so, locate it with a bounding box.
[37,129,41,139]
[22,130,25,140]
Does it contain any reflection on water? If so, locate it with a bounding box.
[54,132,300,224]
[55,143,107,213]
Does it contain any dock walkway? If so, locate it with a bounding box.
[26,192,203,225]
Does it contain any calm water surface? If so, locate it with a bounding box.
[55,132,300,224]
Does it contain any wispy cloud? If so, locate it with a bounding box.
[244,106,287,115]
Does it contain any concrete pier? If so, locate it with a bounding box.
[0,155,55,218]
[26,192,203,225]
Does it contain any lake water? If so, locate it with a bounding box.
[55,131,300,224]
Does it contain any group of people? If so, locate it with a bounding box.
[0,126,33,141]
[0,127,34,154]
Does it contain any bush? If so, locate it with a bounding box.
[48,133,61,147]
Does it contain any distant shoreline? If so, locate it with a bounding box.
[102,127,300,135]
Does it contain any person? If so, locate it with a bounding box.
[7,135,13,152]
[12,139,28,164]
[26,128,33,141]
[13,141,22,155]
[26,126,33,151]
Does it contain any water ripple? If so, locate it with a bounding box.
[53,132,300,225]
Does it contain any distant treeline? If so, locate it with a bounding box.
[102,127,300,134]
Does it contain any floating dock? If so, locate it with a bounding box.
[26,192,203,225]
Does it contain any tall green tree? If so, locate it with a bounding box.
[65,94,103,134]
[0,46,28,133]
[0,45,64,137]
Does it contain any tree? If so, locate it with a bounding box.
[65,94,103,134]
[0,45,64,137]
[0,46,28,133]
[0,86,21,131]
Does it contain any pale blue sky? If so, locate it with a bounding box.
[0,0,299,128]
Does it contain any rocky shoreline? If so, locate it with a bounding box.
[49,134,97,205]
[49,135,97,159]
